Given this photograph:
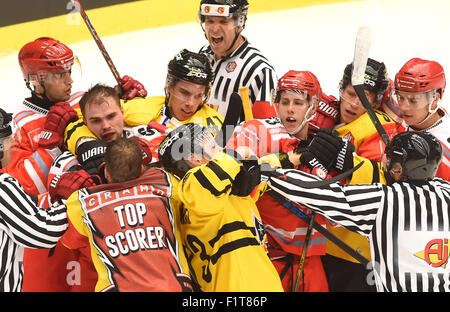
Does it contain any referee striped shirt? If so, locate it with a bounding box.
[200,37,277,123]
[0,173,68,291]
[268,169,450,292]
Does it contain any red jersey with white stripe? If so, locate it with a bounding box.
[415,110,450,181]
[8,92,84,195]
[226,117,328,257]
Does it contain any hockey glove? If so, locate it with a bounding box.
[333,138,355,172]
[48,169,97,203]
[299,128,342,172]
[231,158,261,197]
[130,136,153,165]
[308,95,339,135]
[76,139,107,180]
[116,75,148,100]
[39,102,78,149]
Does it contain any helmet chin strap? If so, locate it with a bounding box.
[413,93,441,127]
[286,104,315,136]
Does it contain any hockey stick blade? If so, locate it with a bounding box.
[266,161,364,189]
[215,92,243,147]
[351,27,372,86]
[351,27,390,146]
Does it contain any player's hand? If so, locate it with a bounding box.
[39,102,78,149]
[308,95,339,135]
[49,169,97,203]
[116,75,147,100]
[300,128,342,172]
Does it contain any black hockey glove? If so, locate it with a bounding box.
[76,139,107,181]
[299,128,342,172]
[231,158,261,197]
[333,137,355,172]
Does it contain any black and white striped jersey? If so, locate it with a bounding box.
[200,38,277,123]
[268,169,450,292]
[0,173,68,291]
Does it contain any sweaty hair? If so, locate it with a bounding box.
[104,137,143,183]
[79,83,120,116]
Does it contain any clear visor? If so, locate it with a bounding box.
[340,88,374,107]
[394,90,435,109]
[30,55,82,87]
[169,87,208,105]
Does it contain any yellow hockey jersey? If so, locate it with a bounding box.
[64,96,224,155]
[171,152,283,292]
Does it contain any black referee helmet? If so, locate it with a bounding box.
[384,131,442,182]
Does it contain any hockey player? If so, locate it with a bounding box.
[158,123,283,292]
[304,58,402,292]
[58,138,192,292]
[268,131,449,292]
[388,58,449,180]
[226,70,333,291]
[21,84,153,292]
[198,0,277,124]
[0,108,68,292]
[12,37,146,196]
[63,49,223,158]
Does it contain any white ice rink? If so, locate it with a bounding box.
[1,0,449,114]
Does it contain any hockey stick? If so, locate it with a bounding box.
[239,86,254,121]
[292,211,316,292]
[264,160,364,189]
[72,0,122,87]
[351,26,390,146]
[215,92,243,147]
[266,190,370,266]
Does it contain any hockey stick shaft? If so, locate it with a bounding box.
[292,211,316,292]
[267,190,370,266]
[239,86,254,121]
[351,27,390,146]
[73,0,122,85]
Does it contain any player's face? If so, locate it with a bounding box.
[42,69,73,102]
[0,135,14,168]
[395,90,435,127]
[278,91,315,138]
[339,84,376,124]
[203,16,242,59]
[83,96,124,142]
[168,80,207,121]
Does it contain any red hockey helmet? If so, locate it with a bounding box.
[18,37,74,84]
[395,58,446,95]
[274,70,322,104]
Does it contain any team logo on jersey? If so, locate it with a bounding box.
[226,61,237,73]
[414,238,449,268]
